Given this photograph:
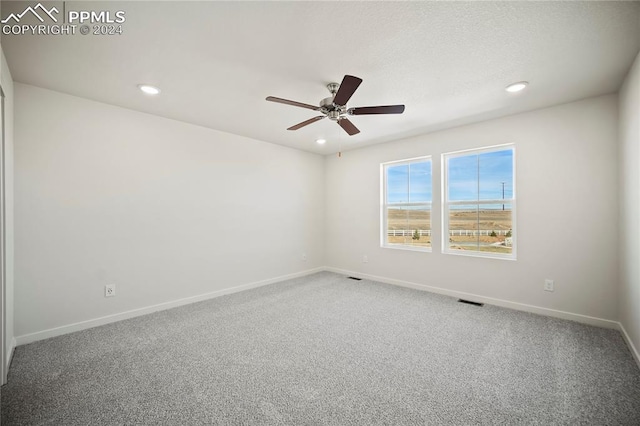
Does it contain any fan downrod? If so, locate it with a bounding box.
[327,82,340,95]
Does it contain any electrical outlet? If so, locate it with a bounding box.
[544,279,554,292]
[363,255,368,263]
[105,284,116,297]
[301,253,307,261]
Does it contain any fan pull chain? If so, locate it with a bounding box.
[337,124,343,158]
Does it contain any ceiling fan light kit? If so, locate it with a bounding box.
[266,74,405,137]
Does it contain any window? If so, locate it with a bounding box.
[381,157,432,250]
[443,145,515,258]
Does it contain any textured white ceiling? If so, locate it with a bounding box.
[3,1,639,154]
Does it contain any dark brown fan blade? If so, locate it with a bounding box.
[287,116,325,131]
[333,75,363,106]
[266,96,320,111]
[349,105,405,115]
[338,118,360,136]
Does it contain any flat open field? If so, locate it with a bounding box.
[387,208,431,247]
[448,209,511,231]
[386,208,512,253]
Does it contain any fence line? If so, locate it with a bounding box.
[387,229,511,237]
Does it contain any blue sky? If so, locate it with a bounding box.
[387,149,513,204]
[448,149,513,201]
[387,161,432,203]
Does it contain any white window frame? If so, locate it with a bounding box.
[381,156,432,252]
[442,144,516,260]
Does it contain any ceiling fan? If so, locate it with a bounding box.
[266,75,405,136]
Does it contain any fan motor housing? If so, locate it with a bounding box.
[320,96,335,109]
[320,96,346,120]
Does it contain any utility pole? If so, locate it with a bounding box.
[501,182,505,211]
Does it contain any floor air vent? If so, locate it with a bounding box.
[458,299,484,307]
[347,276,362,281]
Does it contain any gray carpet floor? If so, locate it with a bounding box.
[2,272,640,425]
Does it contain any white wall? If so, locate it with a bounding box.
[14,83,324,339]
[619,51,640,363]
[1,46,15,376]
[326,95,619,323]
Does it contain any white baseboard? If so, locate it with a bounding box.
[15,267,324,346]
[618,322,640,370]
[325,267,620,330]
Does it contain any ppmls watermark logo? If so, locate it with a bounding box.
[2,2,126,36]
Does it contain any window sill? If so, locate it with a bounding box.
[381,244,432,253]
[443,249,516,261]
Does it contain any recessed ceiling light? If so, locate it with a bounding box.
[316,138,326,145]
[138,84,161,95]
[505,81,528,93]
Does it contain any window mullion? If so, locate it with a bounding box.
[476,154,480,250]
